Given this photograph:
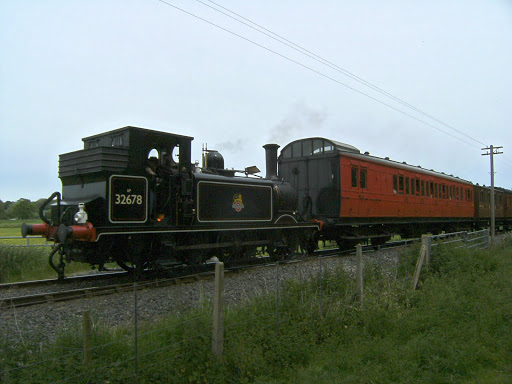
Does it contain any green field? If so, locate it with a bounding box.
[0,219,96,282]
[0,219,48,246]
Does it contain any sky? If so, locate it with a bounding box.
[1,0,511,202]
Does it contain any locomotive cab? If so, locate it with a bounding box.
[57,126,194,227]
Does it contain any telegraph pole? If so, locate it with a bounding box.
[481,145,503,244]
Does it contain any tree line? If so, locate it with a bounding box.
[0,198,47,220]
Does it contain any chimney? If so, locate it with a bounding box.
[263,144,280,179]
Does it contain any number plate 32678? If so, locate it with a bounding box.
[109,176,148,223]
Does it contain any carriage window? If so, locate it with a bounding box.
[360,169,367,189]
[352,168,358,188]
[313,139,323,155]
[399,176,404,194]
[393,175,398,193]
[434,183,438,198]
[282,146,292,159]
[405,177,410,194]
[324,143,335,152]
[430,182,434,197]
[303,140,312,156]
[411,178,415,195]
[292,142,302,158]
[416,179,420,196]
[421,180,425,196]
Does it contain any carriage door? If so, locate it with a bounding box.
[351,159,370,217]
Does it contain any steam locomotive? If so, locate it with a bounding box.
[22,127,319,278]
[22,126,512,278]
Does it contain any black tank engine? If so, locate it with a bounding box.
[23,126,318,277]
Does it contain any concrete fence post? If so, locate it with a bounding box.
[212,262,225,359]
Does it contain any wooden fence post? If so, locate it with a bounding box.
[82,310,92,366]
[212,262,225,359]
[356,244,364,307]
[421,235,431,265]
[412,245,427,290]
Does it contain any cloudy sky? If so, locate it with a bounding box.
[1,0,511,202]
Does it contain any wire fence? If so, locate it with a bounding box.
[0,229,501,383]
[430,228,489,254]
[0,236,52,248]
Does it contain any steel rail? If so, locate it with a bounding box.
[0,270,128,291]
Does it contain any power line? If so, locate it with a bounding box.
[200,0,486,148]
[155,0,479,148]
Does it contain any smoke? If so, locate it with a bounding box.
[214,138,245,153]
[268,102,327,144]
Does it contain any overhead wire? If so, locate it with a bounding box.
[200,0,487,148]
[155,0,479,149]
[209,1,511,177]
[206,0,512,175]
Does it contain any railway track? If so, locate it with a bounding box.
[0,270,128,290]
[0,238,419,309]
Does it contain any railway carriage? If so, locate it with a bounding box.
[278,137,475,246]
[474,185,512,230]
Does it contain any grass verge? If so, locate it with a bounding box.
[1,236,511,383]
